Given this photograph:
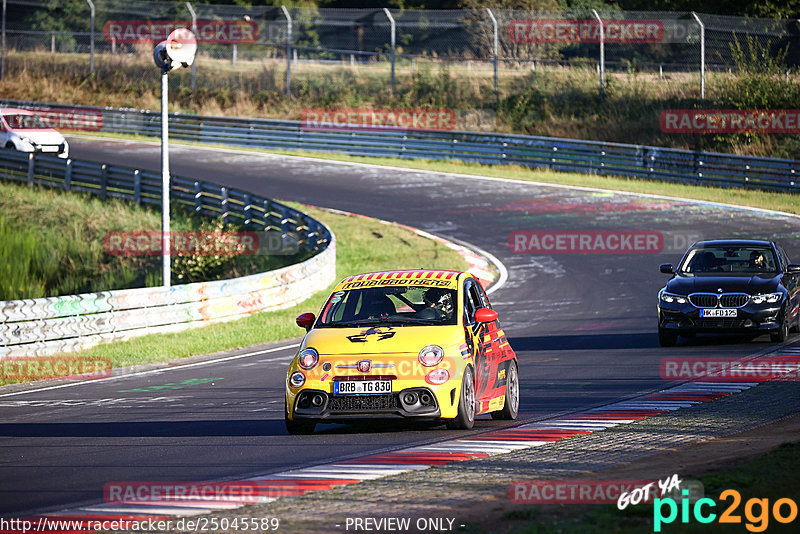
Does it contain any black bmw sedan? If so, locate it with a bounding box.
[657,240,800,346]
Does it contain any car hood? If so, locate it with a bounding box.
[665,274,781,295]
[13,129,65,145]
[302,325,464,356]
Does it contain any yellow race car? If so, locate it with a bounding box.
[285,269,519,434]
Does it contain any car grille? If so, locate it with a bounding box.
[689,294,718,307]
[719,294,750,308]
[694,318,746,329]
[689,293,750,308]
[329,394,399,412]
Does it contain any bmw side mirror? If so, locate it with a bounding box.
[474,308,498,323]
[659,263,674,274]
[296,312,315,331]
[787,264,800,274]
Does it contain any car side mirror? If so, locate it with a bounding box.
[474,308,498,323]
[659,263,674,274]
[786,264,800,274]
[296,312,315,331]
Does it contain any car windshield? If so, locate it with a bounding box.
[318,285,458,327]
[4,114,50,130]
[678,246,778,275]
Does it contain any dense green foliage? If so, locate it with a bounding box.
[0,181,309,300]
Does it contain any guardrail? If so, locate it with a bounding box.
[2,99,798,193]
[0,150,335,357]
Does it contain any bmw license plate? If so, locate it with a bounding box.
[334,380,392,395]
[700,309,737,318]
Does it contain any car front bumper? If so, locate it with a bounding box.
[658,301,783,334]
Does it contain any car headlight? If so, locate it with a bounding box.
[418,345,444,367]
[751,293,782,305]
[659,291,688,304]
[289,372,305,388]
[298,348,319,370]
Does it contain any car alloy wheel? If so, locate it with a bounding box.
[492,360,519,420]
[446,366,475,430]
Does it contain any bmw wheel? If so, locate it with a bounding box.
[770,308,789,343]
[446,366,475,430]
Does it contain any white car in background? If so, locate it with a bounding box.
[0,108,69,159]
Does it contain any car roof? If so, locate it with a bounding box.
[691,239,774,248]
[338,269,466,285]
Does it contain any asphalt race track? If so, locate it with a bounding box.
[1,137,798,516]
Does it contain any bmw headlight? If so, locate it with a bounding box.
[298,348,319,370]
[751,293,782,305]
[418,345,444,367]
[659,291,688,304]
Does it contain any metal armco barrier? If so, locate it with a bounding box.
[2,99,797,193]
[0,149,335,357]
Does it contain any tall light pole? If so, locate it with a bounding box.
[153,29,197,287]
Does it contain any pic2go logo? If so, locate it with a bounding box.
[653,489,798,532]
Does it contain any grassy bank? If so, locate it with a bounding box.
[497,441,800,533]
[0,180,308,300]
[3,51,800,158]
[0,204,469,384]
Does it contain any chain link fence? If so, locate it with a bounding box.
[1,1,798,97]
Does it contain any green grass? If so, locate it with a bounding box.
[0,204,468,383]
[493,442,800,534]
[0,180,163,299]
[0,180,307,300]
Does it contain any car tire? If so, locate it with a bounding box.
[285,402,316,435]
[658,328,678,347]
[446,366,475,430]
[491,360,519,420]
[770,309,789,343]
[790,308,800,334]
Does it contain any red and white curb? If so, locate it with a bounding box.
[8,348,799,532]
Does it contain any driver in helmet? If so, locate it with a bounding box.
[416,287,453,320]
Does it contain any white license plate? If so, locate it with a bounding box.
[334,380,392,395]
[39,146,59,152]
[700,309,737,318]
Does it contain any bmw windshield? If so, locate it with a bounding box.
[318,285,458,327]
[678,246,779,275]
